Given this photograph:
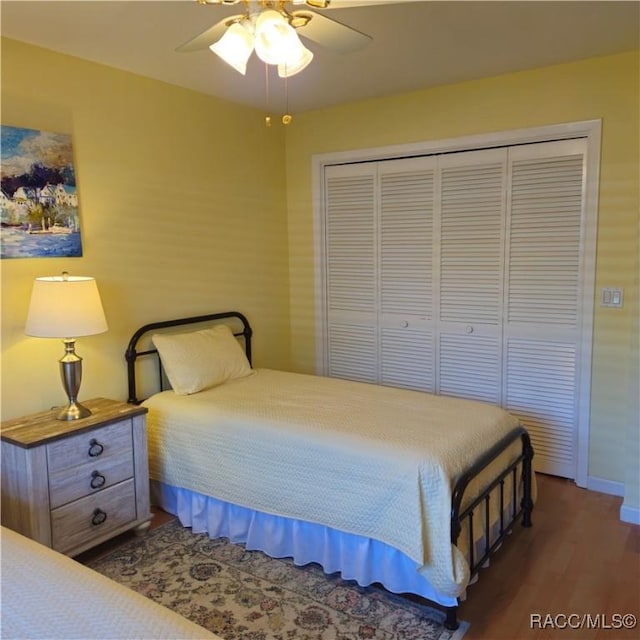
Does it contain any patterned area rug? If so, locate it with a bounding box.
[87,520,468,640]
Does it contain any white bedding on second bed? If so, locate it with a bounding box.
[143,368,521,600]
[0,526,219,640]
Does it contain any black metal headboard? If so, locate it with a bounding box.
[125,310,253,405]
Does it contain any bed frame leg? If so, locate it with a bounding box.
[444,606,459,630]
[521,431,534,528]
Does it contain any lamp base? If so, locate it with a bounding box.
[56,400,92,421]
[57,339,92,421]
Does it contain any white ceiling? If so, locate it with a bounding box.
[2,0,638,114]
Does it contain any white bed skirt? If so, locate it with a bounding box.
[151,480,458,608]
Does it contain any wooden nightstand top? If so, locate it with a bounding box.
[1,398,148,449]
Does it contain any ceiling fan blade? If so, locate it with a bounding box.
[176,14,242,52]
[293,10,372,53]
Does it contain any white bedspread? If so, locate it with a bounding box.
[144,368,522,598]
[0,526,220,640]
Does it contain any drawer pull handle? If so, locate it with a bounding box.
[90,471,106,490]
[88,439,104,457]
[91,508,107,527]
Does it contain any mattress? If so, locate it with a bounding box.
[0,526,220,640]
[143,368,522,599]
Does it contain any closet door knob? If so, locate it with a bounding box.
[401,320,409,328]
[465,325,474,334]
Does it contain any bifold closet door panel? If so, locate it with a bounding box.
[503,139,586,478]
[324,163,378,382]
[436,148,507,403]
[378,157,436,391]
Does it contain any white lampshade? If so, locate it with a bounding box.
[210,21,254,75]
[278,40,313,78]
[25,274,108,339]
[254,9,301,66]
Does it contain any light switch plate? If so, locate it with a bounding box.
[601,287,624,308]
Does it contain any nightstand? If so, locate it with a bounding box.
[1,398,152,556]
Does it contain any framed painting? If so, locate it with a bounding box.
[1,125,83,259]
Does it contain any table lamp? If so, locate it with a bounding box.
[25,272,108,421]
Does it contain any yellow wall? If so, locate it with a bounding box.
[284,52,639,497]
[1,38,291,419]
[2,38,638,509]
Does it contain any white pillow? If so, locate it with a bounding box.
[151,325,251,395]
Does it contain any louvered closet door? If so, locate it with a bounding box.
[504,139,586,478]
[321,138,591,481]
[379,157,436,391]
[437,149,507,403]
[324,158,436,388]
[324,164,378,382]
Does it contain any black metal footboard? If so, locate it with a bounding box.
[444,426,534,630]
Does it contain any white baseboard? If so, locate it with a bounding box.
[587,476,640,524]
[620,504,640,525]
[586,475,624,497]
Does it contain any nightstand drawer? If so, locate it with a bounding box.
[47,421,133,474]
[51,479,137,554]
[48,455,134,509]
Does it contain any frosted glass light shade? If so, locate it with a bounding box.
[278,41,313,77]
[210,21,254,75]
[210,8,314,78]
[254,9,301,66]
[25,275,108,338]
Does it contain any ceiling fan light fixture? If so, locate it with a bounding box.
[209,20,254,74]
[289,11,312,29]
[278,41,313,78]
[254,9,301,65]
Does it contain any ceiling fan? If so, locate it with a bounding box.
[176,0,383,77]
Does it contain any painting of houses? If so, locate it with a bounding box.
[0,125,82,258]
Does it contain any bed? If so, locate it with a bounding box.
[0,525,220,640]
[126,311,534,630]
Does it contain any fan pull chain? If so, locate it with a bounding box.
[264,63,293,127]
[265,63,272,127]
[282,73,292,125]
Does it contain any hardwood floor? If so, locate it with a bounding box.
[79,474,639,639]
[459,473,640,639]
